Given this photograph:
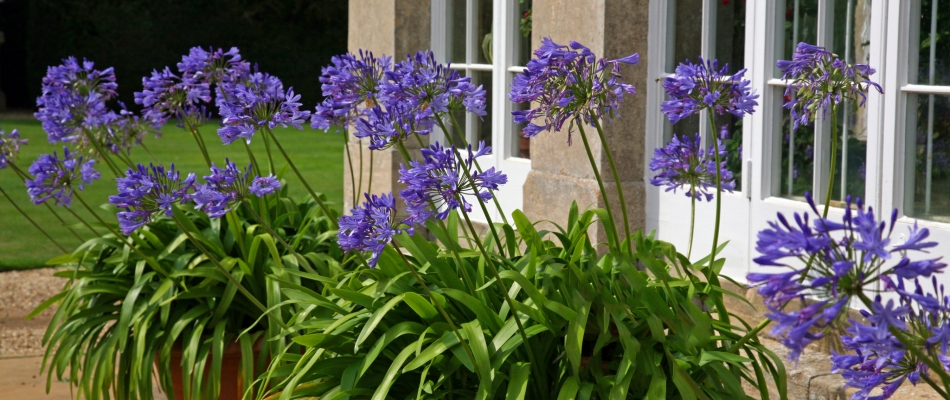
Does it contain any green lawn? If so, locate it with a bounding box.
[0,119,344,269]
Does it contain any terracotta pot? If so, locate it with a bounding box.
[159,340,254,400]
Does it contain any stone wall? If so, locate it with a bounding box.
[524,0,650,245]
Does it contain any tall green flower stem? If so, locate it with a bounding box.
[706,109,725,272]
[341,130,358,206]
[259,126,277,175]
[444,112,511,226]
[456,205,545,392]
[688,195,697,259]
[389,240,479,373]
[6,162,86,241]
[183,118,213,168]
[393,140,479,295]
[166,213,292,332]
[0,185,68,253]
[575,124,623,250]
[79,127,123,177]
[240,201,318,275]
[591,116,632,254]
[262,127,336,227]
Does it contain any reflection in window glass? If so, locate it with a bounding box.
[779,93,815,199]
[516,0,533,67]
[906,95,950,222]
[910,0,950,85]
[449,0,467,63]
[830,0,871,204]
[476,0,493,64]
[776,0,818,78]
[715,113,744,191]
[472,71,493,146]
[715,0,745,74]
[667,0,703,72]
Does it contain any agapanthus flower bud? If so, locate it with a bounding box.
[338,192,415,268]
[109,163,196,234]
[217,72,311,144]
[509,38,638,144]
[311,50,392,130]
[0,127,27,170]
[25,147,100,207]
[777,42,883,130]
[648,133,735,201]
[661,57,758,124]
[35,57,118,143]
[398,141,507,222]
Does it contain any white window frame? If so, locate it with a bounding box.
[431,0,533,223]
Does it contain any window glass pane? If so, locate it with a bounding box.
[906,94,950,222]
[666,0,703,72]
[777,90,815,199]
[511,90,530,158]
[909,0,950,85]
[472,71,493,146]
[715,0,745,74]
[476,0,493,64]
[449,0,467,63]
[776,0,818,78]
[516,0,533,66]
[715,113,743,190]
[829,0,871,204]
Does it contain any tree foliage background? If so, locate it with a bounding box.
[0,0,348,110]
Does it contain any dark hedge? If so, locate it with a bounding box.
[1,0,346,111]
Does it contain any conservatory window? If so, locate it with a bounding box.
[904,0,950,222]
[663,0,747,189]
[769,0,871,206]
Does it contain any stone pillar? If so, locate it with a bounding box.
[523,0,649,246]
[344,0,431,212]
[0,31,6,111]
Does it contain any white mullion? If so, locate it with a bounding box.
[493,0,511,162]
[464,0,476,145]
[767,1,786,198]
[863,0,887,215]
[812,0,835,207]
[451,63,494,71]
[699,0,716,145]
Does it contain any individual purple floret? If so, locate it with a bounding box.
[217,72,311,144]
[0,127,27,170]
[337,192,414,268]
[25,147,100,208]
[109,163,197,234]
[311,50,392,130]
[249,175,281,196]
[134,67,212,128]
[398,141,507,222]
[648,133,735,201]
[777,42,883,130]
[661,57,758,124]
[34,57,119,143]
[747,193,946,364]
[509,38,638,144]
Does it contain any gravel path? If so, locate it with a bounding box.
[0,268,65,357]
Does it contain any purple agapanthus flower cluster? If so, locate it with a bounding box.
[354,102,432,150]
[109,163,197,234]
[399,141,507,221]
[311,51,392,130]
[648,133,735,201]
[661,57,759,124]
[217,72,311,144]
[0,127,27,170]
[747,193,945,366]
[136,46,251,129]
[509,38,639,144]
[381,50,487,119]
[337,192,414,268]
[35,57,119,144]
[778,42,883,130]
[25,147,100,208]
[830,277,950,400]
[190,159,281,217]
